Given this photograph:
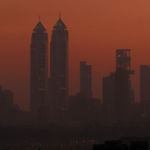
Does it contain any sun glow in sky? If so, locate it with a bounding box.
[0,0,150,110]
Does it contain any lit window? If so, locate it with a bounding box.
[127,67,130,70]
[60,75,66,77]
[60,106,66,111]
[59,87,66,90]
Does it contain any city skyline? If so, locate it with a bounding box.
[1,0,150,110]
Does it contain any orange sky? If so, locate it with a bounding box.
[0,0,150,110]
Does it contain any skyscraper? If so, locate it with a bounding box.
[0,86,14,126]
[80,61,92,98]
[2,90,13,126]
[101,72,115,125]
[139,65,150,118]
[30,18,48,124]
[140,65,150,102]
[115,49,134,122]
[115,67,130,122]
[103,72,115,104]
[116,49,134,74]
[102,72,115,125]
[49,14,68,120]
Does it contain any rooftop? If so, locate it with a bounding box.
[33,17,46,32]
[53,13,67,29]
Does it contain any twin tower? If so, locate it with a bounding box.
[30,15,68,124]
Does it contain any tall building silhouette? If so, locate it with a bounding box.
[139,65,150,118]
[115,67,130,122]
[49,14,68,120]
[0,86,14,126]
[103,72,115,104]
[30,17,48,124]
[2,90,13,126]
[80,61,92,98]
[102,72,115,125]
[115,49,134,122]
[140,65,150,102]
[116,49,134,73]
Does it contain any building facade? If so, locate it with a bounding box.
[139,65,150,119]
[116,49,133,73]
[103,72,115,104]
[80,61,92,98]
[102,72,115,125]
[115,49,134,123]
[140,65,150,103]
[115,68,130,122]
[30,19,48,124]
[49,15,68,120]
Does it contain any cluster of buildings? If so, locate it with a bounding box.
[1,15,150,126]
[30,15,150,126]
[102,50,150,125]
[102,49,135,125]
[30,15,69,124]
[0,86,30,126]
[30,15,100,125]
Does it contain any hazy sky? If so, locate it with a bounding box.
[0,0,150,110]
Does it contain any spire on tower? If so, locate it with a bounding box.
[33,17,46,32]
[53,13,67,29]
